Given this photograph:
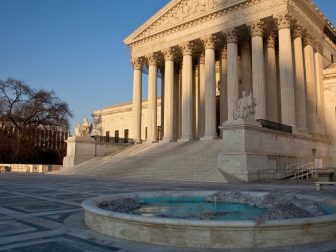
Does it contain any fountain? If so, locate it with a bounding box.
[82,191,336,249]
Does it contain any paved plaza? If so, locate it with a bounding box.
[0,173,336,252]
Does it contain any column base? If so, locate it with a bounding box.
[145,139,159,144]
[200,136,218,141]
[177,137,193,143]
[160,138,176,143]
[295,128,310,137]
[134,139,143,144]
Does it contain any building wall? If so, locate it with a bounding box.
[92,99,162,141]
[323,64,336,137]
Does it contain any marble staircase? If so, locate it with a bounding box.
[55,140,227,182]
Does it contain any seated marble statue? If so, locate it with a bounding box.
[233,91,256,120]
[75,117,93,137]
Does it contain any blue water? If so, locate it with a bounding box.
[139,196,264,221]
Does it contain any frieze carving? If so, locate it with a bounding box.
[248,20,265,37]
[201,34,217,49]
[129,0,282,53]
[132,58,143,70]
[224,28,238,44]
[180,42,195,56]
[136,0,238,41]
[274,12,292,30]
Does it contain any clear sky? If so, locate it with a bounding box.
[0,0,335,132]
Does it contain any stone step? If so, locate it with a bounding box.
[56,140,227,182]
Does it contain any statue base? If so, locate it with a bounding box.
[217,119,334,182]
[63,136,96,167]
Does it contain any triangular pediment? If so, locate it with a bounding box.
[124,0,245,45]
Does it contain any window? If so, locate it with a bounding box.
[114,130,119,143]
[145,127,148,140]
[106,131,110,142]
[124,129,129,142]
[332,54,334,63]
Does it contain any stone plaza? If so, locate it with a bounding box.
[1,173,336,251]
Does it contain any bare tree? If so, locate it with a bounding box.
[0,78,72,163]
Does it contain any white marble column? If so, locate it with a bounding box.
[162,48,175,142]
[303,34,319,134]
[179,42,194,141]
[293,24,308,132]
[201,35,217,139]
[147,53,158,143]
[160,68,165,140]
[173,65,181,140]
[265,33,278,122]
[314,43,326,134]
[274,13,296,127]
[240,41,252,94]
[132,58,143,143]
[249,20,266,120]
[220,46,228,125]
[198,53,205,138]
[225,28,239,121]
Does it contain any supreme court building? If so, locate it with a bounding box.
[93,0,336,146]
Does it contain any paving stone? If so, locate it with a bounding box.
[0,173,336,252]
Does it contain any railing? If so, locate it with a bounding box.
[293,162,317,180]
[257,119,293,134]
[92,136,135,145]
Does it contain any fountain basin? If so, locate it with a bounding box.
[82,191,336,249]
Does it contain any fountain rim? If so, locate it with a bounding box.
[82,190,336,228]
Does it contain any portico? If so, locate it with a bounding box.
[125,0,336,143]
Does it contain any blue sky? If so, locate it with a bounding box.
[0,0,335,131]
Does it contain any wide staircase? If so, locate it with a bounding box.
[55,140,228,183]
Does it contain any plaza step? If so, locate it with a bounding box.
[55,140,228,182]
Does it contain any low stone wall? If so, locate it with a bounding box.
[63,136,128,167]
[0,164,62,173]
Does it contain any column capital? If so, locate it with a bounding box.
[303,32,315,47]
[199,52,205,64]
[201,34,217,50]
[314,41,323,54]
[266,32,276,48]
[220,46,227,59]
[146,53,158,66]
[180,41,194,56]
[248,20,265,37]
[274,12,292,30]
[163,47,176,61]
[132,58,143,70]
[292,22,303,38]
[224,28,238,44]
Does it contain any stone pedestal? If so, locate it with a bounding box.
[63,136,96,167]
[218,120,334,182]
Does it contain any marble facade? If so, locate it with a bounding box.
[122,0,336,144]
